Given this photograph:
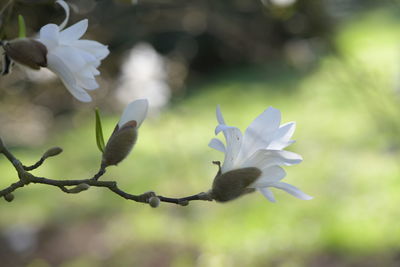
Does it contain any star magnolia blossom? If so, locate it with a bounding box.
[36,0,109,102]
[209,105,312,202]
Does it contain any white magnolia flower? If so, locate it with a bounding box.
[209,105,312,202]
[36,0,109,102]
[102,99,149,167]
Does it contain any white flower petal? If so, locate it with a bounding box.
[272,182,313,200]
[56,0,70,30]
[76,76,98,90]
[277,121,296,140]
[47,52,92,102]
[60,19,88,43]
[249,166,286,188]
[259,187,276,202]
[80,65,100,78]
[268,122,296,150]
[38,24,60,49]
[88,66,100,76]
[274,150,302,165]
[74,47,98,64]
[72,40,110,60]
[268,140,295,150]
[218,125,243,173]
[119,99,149,128]
[52,46,87,70]
[242,149,302,169]
[214,106,244,170]
[216,104,226,127]
[208,138,226,153]
[239,107,281,162]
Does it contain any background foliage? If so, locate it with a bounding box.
[1,0,400,266]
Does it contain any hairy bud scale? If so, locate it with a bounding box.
[3,39,47,70]
[211,167,261,202]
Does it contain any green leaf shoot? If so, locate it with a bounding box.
[95,108,105,153]
[18,15,26,38]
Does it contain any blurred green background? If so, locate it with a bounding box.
[1,0,400,266]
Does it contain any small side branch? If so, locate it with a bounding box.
[0,180,25,196]
[23,147,63,171]
[23,158,45,171]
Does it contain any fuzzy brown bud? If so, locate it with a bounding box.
[4,193,15,202]
[149,196,160,208]
[43,147,63,159]
[102,121,138,167]
[3,39,47,70]
[211,167,261,202]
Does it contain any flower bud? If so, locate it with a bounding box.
[67,183,90,193]
[148,196,160,208]
[102,121,138,167]
[179,200,189,206]
[43,147,63,159]
[2,39,47,70]
[4,193,15,202]
[211,167,261,202]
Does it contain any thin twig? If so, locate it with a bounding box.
[23,158,45,171]
[0,137,213,206]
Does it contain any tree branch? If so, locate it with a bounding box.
[0,137,213,207]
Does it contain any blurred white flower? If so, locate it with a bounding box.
[36,0,109,102]
[209,105,312,202]
[115,43,170,113]
[261,0,296,7]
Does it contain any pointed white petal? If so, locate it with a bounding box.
[218,126,243,173]
[274,150,302,165]
[60,19,88,43]
[268,140,296,150]
[239,106,281,161]
[215,105,226,127]
[249,166,286,188]
[76,76,98,90]
[277,122,296,140]
[272,182,313,200]
[47,52,91,102]
[56,0,70,30]
[51,46,87,70]
[208,138,226,153]
[119,99,149,128]
[242,149,302,169]
[88,65,100,76]
[74,46,97,63]
[38,24,60,49]
[72,40,110,60]
[259,187,276,202]
[79,66,98,79]
[268,122,296,150]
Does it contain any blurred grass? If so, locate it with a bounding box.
[2,5,400,267]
